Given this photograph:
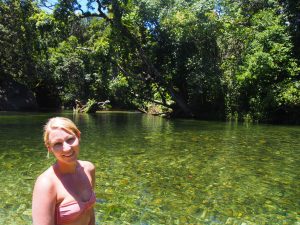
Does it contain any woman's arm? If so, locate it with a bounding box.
[89,209,95,225]
[82,160,96,188]
[90,163,95,189]
[32,175,56,225]
[87,161,96,225]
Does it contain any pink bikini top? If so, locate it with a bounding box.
[56,191,96,224]
[53,165,96,224]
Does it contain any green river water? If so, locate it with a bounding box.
[0,112,299,224]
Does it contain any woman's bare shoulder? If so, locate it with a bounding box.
[33,167,56,194]
[78,160,95,172]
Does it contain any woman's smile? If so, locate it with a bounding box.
[63,151,75,157]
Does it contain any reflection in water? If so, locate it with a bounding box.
[0,112,299,224]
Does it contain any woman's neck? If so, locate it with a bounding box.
[55,160,78,174]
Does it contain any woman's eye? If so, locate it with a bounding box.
[53,142,62,149]
[67,137,75,144]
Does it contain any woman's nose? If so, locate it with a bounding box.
[62,142,71,151]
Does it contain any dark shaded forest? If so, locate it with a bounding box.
[0,0,299,123]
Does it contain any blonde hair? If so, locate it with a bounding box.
[43,117,81,146]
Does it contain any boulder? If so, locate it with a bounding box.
[0,78,38,111]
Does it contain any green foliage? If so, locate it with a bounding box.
[131,0,224,117]
[277,80,300,106]
[83,98,98,113]
[0,0,40,84]
[108,74,135,108]
[48,35,107,105]
[218,1,300,121]
[1,0,299,122]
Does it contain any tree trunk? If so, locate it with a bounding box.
[83,0,193,117]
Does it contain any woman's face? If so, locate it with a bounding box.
[47,128,80,163]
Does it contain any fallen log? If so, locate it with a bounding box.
[73,99,110,113]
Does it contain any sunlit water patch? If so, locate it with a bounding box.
[0,112,299,224]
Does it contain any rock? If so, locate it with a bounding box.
[0,78,38,111]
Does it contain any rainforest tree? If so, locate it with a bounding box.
[1,0,299,123]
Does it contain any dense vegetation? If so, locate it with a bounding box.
[0,0,299,123]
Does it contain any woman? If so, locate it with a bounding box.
[32,117,96,225]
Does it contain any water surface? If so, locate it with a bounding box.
[0,112,299,224]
